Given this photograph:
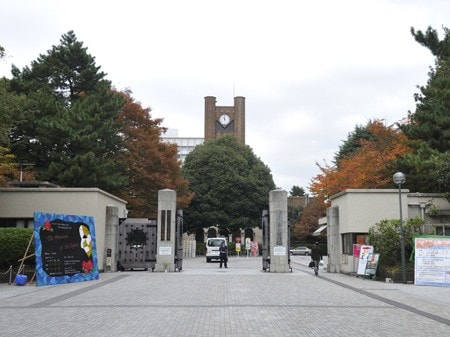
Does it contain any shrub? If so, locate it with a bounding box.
[0,228,34,269]
[368,217,428,275]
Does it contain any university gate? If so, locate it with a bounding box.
[117,209,183,271]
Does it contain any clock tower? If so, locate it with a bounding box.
[204,96,245,144]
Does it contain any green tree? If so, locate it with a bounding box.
[0,77,31,185]
[182,136,275,236]
[398,26,450,195]
[8,31,127,192]
[289,185,305,197]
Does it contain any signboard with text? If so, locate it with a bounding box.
[415,237,450,287]
[34,212,99,286]
[356,245,373,275]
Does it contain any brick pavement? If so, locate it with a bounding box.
[1,255,449,337]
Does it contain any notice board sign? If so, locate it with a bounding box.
[34,212,99,286]
[356,245,373,275]
[365,253,380,277]
[415,236,450,287]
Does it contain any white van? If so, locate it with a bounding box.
[206,237,227,262]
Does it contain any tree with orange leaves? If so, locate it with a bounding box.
[292,120,411,242]
[293,197,327,242]
[116,90,193,217]
[310,120,411,201]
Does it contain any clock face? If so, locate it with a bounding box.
[219,114,231,127]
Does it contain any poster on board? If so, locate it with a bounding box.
[34,212,99,286]
[364,253,380,277]
[357,245,373,275]
[415,237,450,287]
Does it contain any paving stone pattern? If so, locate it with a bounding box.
[1,256,449,336]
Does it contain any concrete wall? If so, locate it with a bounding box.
[0,188,128,270]
[330,189,408,234]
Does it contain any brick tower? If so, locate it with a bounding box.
[204,96,245,144]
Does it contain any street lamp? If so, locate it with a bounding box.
[393,172,406,284]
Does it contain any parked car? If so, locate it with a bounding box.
[289,246,312,256]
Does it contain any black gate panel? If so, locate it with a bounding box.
[118,218,157,270]
[174,210,183,271]
[261,210,270,271]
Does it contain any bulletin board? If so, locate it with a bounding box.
[34,212,99,286]
[364,253,380,278]
[415,236,450,287]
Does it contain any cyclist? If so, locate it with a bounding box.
[311,242,322,276]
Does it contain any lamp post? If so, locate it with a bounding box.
[393,172,406,284]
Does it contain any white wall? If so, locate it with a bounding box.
[331,189,408,233]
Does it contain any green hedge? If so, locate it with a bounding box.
[0,228,35,269]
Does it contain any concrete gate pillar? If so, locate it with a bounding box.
[105,205,119,272]
[327,206,340,273]
[269,189,290,272]
[155,189,176,272]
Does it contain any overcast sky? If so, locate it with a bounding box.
[1,0,449,193]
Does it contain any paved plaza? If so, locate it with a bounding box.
[1,255,449,336]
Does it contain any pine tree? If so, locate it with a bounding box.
[398,26,450,194]
[9,31,127,192]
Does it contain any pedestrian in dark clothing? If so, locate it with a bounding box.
[311,242,322,276]
[219,242,228,268]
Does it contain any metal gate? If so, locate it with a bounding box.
[261,210,270,271]
[174,209,183,271]
[118,211,184,271]
[118,218,157,271]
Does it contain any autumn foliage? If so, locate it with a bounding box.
[116,90,193,217]
[292,120,411,242]
[293,197,327,241]
[309,120,411,201]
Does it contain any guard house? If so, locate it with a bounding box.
[320,189,450,274]
[0,182,128,271]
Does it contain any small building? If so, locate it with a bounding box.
[319,189,450,274]
[0,183,128,271]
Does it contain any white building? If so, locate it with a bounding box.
[320,189,450,274]
[0,185,128,271]
[162,129,204,162]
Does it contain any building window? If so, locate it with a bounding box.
[436,225,450,236]
[342,233,368,255]
[0,218,33,228]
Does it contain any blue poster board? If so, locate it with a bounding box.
[34,212,99,286]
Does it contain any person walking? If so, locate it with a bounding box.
[219,241,228,268]
[311,242,322,276]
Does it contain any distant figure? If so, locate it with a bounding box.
[219,241,228,268]
[311,242,322,276]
